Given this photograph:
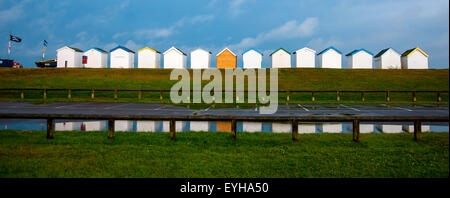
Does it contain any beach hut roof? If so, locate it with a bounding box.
[216,47,236,57]
[164,46,187,56]
[192,48,212,54]
[345,48,374,56]
[317,46,342,55]
[270,48,290,56]
[293,47,316,54]
[373,48,400,58]
[110,46,135,53]
[401,47,428,57]
[57,46,83,52]
[138,47,160,53]
[242,48,263,56]
[83,47,107,53]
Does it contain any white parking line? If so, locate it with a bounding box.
[339,104,361,111]
[298,104,310,112]
[394,107,413,112]
[104,103,131,110]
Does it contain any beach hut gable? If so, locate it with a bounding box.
[345,48,374,57]
[242,48,263,56]
[217,47,236,57]
[317,46,342,55]
[163,46,187,56]
[401,47,429,57]
[110,46,135,54]
[270,48,290,56]
[138,47,160,54]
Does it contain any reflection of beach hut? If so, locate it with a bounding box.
[137,47,161,68]
[57,46,83,68]
[374,48,401,69]
[110,46,135,68]
[293,47,316,68]
[82,121,107,131]
[55,121,82,131]
[136,121,158,132]
[242,122,262,132]
[115,120,134,132]
[216,121,232,132]
[216,48,237,69]
[402,125,431,132]
[401,47,429,69]
[83,48,108,68]
[347,123,373,133]
[163,46,187,69]
[242,48,263,68]
[376,124,403,133]
[190,121,209,132]
[299,124,316,134]
[318,123,342,133]
[190,48,211,69]
[270,48,291,68]
[346,49,373,69]
[317,46,342,68]
[272,123,291,133]
[162,121,186,132]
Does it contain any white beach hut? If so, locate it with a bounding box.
[293,47,316,68]
[376,124,403,133]
[136,121,159,132]
[163,46,187,69]
[162,121,186,132]
[137,47,161,68]
[55,121,82,131]
[402,125,431,133]
[190,48,212,69]
[346,123,374,133]
[401,47,429,69]
[110,46,135,68]
[56,46,83,68]
[374,48,401,69]
[346,48,374,69]
[242,122,262,132]
[115,120,134,132]
[272,123,291,133]
[299,124,316,134]
[270,48,291,68]
[83,47,108,68]
[318,123,342,133]
[317,46,342,68]
[82,121,107,131]
[242,48,263,68]
[190,121,210,132]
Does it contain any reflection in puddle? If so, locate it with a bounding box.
[0,119,447,133]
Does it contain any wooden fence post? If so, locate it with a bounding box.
[311,91,315,102]
[412,91,417,102]
[286,91,290,104]
[361,91,365,102]
[437,92,441,103]
[336,91,340,102]
[20,89,24,100]
[114,89,118,101]
[68,89,72,100]
[47,118,54,139]
[386,91,390,102]
[231,120,237,140]
[169,120,176,140]
[292,120,299,142]
[160,90,163,100]
[353,119,360,142]
[108,119,115,139]
[138,90,142,100]
[91,89,95,99]
[43,88,47,101]
[414,120,422,141]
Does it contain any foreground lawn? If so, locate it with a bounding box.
[0,130,448,178]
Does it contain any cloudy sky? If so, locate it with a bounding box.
[0,0,448,68]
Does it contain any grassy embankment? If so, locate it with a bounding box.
[0,130,448,178]
[0,68,448,104]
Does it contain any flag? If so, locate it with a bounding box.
[42,40,48,60]
[10,35,22,42]
[8,41,11,57]
[43,40,48,47]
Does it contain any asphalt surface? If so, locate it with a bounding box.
[0,102,448,118]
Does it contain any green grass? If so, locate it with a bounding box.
[0,130,448,178]
[0,68,448,104]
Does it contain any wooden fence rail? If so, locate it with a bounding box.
[0,88,448,103]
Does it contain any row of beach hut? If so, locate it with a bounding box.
[56,46,429,69]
